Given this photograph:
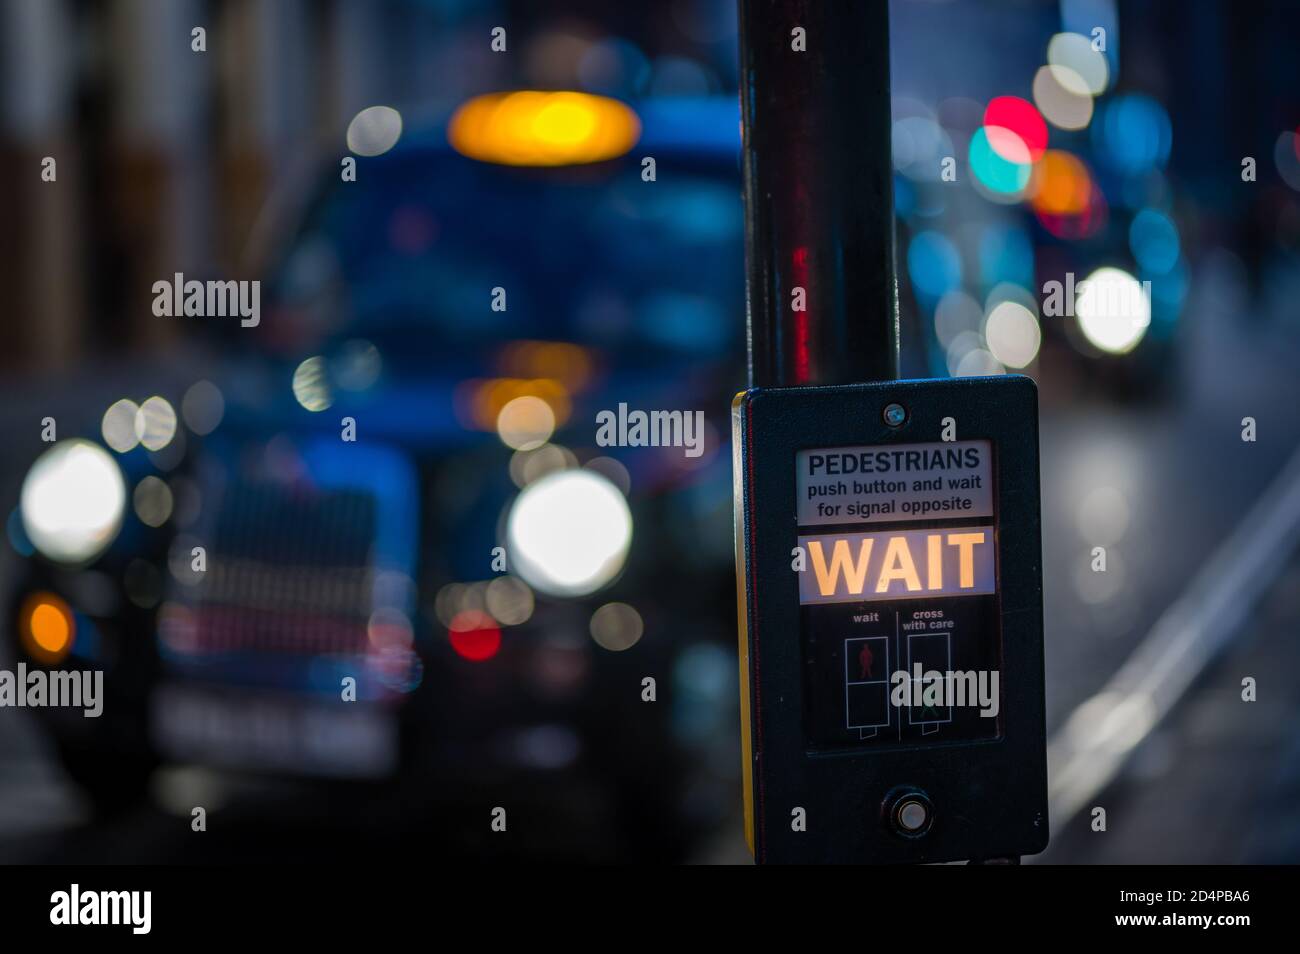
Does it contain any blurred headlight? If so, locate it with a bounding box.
[1076,266,1151,355]
[507,470,632,597]
[20,440,126,564]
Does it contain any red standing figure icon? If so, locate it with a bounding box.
[858,642,874,680]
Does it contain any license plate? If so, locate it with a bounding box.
[150,685,398,779]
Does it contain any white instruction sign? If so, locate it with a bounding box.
[795,440,993,527]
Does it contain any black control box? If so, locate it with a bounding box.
[732,376,1048,864]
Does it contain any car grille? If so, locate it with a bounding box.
[174,480,378,658]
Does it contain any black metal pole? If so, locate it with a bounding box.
[739,0,899,388]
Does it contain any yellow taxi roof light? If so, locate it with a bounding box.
[449,91,641,167]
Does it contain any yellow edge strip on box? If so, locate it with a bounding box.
[731,392,755,857]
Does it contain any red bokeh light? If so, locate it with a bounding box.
[984,96,1048,163]
[448,610,502,662]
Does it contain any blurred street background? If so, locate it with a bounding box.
[1,0,1299,863]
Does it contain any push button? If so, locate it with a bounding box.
[883,788,934,838]
[898,799,929,832]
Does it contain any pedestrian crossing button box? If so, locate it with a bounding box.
[732,376,1048,864]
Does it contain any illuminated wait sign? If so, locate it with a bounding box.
[797,527,995,604]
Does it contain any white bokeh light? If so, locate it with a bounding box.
[102,398,140,453]
[984,300,1042,368]
[506,470,632,597]
[136,395,178,451]
[21,440,126,563]
[347,106,403,157]
[1032,64,1094,130]
[1047,32,1109,96]
[1076,267,1151,354]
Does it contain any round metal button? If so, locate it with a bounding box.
[882,787,935,839]
[897,799,929,833]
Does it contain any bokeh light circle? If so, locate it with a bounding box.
[1129,208,1181,274]
[1076,267,1151,354]
[1273,131,1300,191]
[135,396,178,452]
[969,127,1032,198]
[496,395,556,451]
[983,96,1047,162]
[21,440,126,564]
[347,105,403,157]
[506,469,632,597]
[907,231,963,301]
[1094,95,1172,175]
[589,602,644,651]
[984,300,1041,368]
[292,356,332,412]
[1030,150,1093,215]
[1047,32,1109,96]
[182,380,224,435]
[1033,65,1094,131]
[102,399,141,453]
[448,609,502,662]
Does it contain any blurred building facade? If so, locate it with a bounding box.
[0,0,515,371]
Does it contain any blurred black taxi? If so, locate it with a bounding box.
[7,91,745,860]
